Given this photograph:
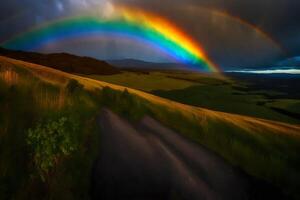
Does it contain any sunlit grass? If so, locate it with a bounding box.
[1,56,300,198]
[0,68,19,86]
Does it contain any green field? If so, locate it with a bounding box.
[88,71,197,92]
[87,71,300,124]
[265,99,300,114]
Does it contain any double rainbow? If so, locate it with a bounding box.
[2,7,219,72]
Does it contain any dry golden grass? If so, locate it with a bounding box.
[1,55,299,138]
[0,68,19,86]
[0,56,68,86]
[33,87,66,110]
[0,57,68,110]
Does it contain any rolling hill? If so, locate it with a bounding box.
[0,47,120,75]
[0,55,300,199]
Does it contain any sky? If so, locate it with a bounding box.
[0,0,299,68]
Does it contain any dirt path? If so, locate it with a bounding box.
[91,108,285,200]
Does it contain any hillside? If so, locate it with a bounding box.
[0,47,120,75]
[0,56,300,199]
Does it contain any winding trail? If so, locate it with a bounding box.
[91,108,285,200]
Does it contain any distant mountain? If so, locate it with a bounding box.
[0,47,120,75]
[107,59,195,71]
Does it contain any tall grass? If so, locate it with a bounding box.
[0,68,19,86]
[0,64,101,199]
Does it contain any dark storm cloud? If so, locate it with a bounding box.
[115,0,300,52]
[0,0,64,39]
[0,0,299,67]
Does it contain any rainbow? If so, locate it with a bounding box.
[1,7,219,72]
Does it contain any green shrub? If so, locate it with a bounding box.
[100,87,148,120]
[66,79,83,94]
[27,117,79,182]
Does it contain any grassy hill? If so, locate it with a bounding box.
[0,56,300,199]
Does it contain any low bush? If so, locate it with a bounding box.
[66,79,84,94]
[100,87,149,121]
[27,117,79,182]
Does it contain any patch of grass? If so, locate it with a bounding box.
[99,87,149,121]
[266,99,300,114]
[87,72,197,92]
[153,85,300,124]
[165,71,228,85]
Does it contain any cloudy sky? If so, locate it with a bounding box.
[0,0,299,68]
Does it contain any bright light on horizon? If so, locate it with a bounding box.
[227,69,300,74]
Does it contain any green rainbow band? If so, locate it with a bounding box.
[2,16,217,72]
